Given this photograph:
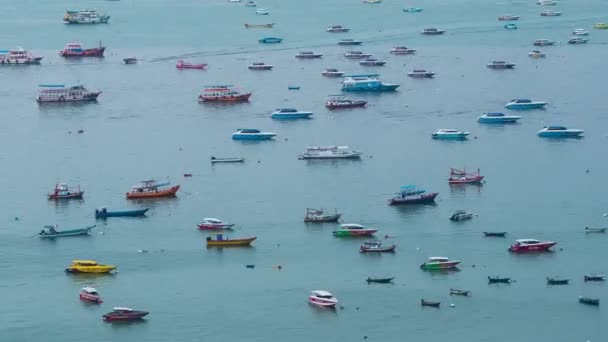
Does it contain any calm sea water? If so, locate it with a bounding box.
[1,0,607,341]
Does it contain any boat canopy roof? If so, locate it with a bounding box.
[203,218,222,223]
[237,128,261,133]
[512,99,532,103]
[516,239,540,244]
[343,74,379,78]
[486,112,505,117]
[113,307,133,311]
[82,287,98,293]
[39,84,66,88]
[546,126,567,130]
[341,223,364,229]
[312,290,334,297]
[277,108,298,112]
[72,260,99,265]
[428,257,449,262]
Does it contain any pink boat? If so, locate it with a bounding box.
[176,60,207,70]
[308,290,338,308]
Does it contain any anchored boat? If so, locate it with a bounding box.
[449,168,484,184]
[332,224,378,237]
[59,42,105,57]
[326,25,350,32]
[65,260,116,274]
[48,183,84,199]
[450,210,474,221]
[0,47,43,64]
[325,95,367,109]
[271,108,314,119]
[198,85,251,102]
[206,233,256,247]
[298,146,362,160]
[103,307,149,322]
[211,156,245,163]
[537,126,584,138]
[308,290,338,308]
[390,46,416,55]
[176,60,207,70]
[232,128,276,140]
[366,277,395,283]
[508,239,556,252]
[39,225,95,238]
[64,10,110,24]
[37,84,101,103]
[80,287,103,304]
[505,99,547,110]
[126,180,180,199]
[342,74,399,91]
[478,112,521,123]
[95,208,149,219]
[389,185,438,205]
[304,208,341,223]
[420,257,461,270]
[197,218,235,230]
[360,241,396,253]
[432,129,469,140]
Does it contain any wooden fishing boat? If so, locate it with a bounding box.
[584,274,605,282]
[484,232,507,237]
[126,180,180,199]
[547,277,569,285]
[366,277,395,284]
[389,185,438,205]
[80,287,103,304]
[579,297,600,306]
[210,156,245,163]
[448,168,484,184]
[48,183,84,200]
[38,225,95,238]
[244,23,274,28]
[206,233,256,247]
[421,299,440,307]
[488,276,512,284]
[450,288,471,296]
[95,207,149,219]
[360,241,396,253]
[585,227,607,233]
[304,208,341,223]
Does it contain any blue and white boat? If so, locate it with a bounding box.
[258,37,283,44]
[255,8,269,15]
[432,129,470,140]
[245,1,256,7]
[271,108,313,119]
[537,126,584,138]
[95,207,149,219]
[232,128,277,140]
[478,112,521,124]
[403,7,423,12]
[504,23,518,30]
[342,74,399,92]
[505,99,547,110]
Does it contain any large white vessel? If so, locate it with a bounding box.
[63,10,110,24]
[36,84,102,103]
[298,146,362,160]
[0,47,43,65]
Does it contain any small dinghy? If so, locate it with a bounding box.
[579,296,600,306]
[483,232,507,237]
[547,277,569,285]
[449,288,471,296]
[210,156,245,163]
[585,227,607,233]
[421,299,440,307]
[584,274,605,282]
[123,57,138,64]
[449,210,473,221]
[488,276,512,284]
[366,277,395,284]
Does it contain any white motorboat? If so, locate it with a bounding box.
[408,69,435,78]
[573,28,589,36]
[432,129,469,140]
[528,50,546,58]
[537,126,584,138]
[478,112,521,123]
[390,46,416,55]
[308,290,338,308]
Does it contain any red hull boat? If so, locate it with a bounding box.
[508,239,556,252]
[103,307,149,322]
[448,168,484,184]
[79,287,103,304]
[198,85,252,102]
[176,60,208,70]
[48,183,84,200]
[59,42,105,57]
[389,192,438,205]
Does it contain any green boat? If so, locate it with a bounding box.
[332,224,378,237]
[38,225,95,239]
[366,277,395,284]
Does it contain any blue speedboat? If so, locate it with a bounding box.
[432,129,469,140]
[95,207,149,219]
[342,74,399,92]
[478,112,521,124]
[505,99,547,110]
[537,126,584,138]
[271,108,313,119]
[232,128,276,140]
[258,37,283,44]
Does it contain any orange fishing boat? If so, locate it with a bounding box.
[125,180,180,199]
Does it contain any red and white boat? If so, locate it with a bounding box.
[197,218,235,230]
[0,47,43,64]
[508,239,556,253]
[448,168,484,184]
[79,287,103,304]
[59,42,105,57]
[198,85,252,102]
[176,59,207,70]
[48,183,84,200]
[308,290,338,308]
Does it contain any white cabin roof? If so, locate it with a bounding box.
[113,307,133,311]
[81,287,97,293]
[312,290,333,297]
[341,223,364,229]
[203,218,222,223]
[516,239,540,244]
[428,257,449,261]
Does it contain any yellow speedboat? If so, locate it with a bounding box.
[595,23,608,29]
[65,260,116,274]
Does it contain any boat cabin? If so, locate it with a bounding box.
[112,307,134,312]
[341,224,365,229]
[72,260,99,266]
[512,99,532,104]
[486,112,505,117]
[82,287,99,295]
[312,290,335,299]
[237,129,261,134]
[203,218,223,223]
[515,239,540,245]
[545,126,567,131]
[427,257,449,262]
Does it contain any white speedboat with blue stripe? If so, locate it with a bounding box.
[271,108,313,119]
[537,126,584,138]
[232,128,276,140]
[505,99,547,110]
[478,112,521,123]
[432,129,470,140]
